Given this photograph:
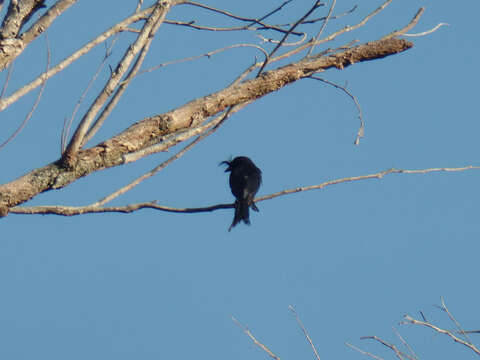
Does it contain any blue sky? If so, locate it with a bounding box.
[1,1,479,359]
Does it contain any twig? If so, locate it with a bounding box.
[0,4,155,112]
[307,0,336,57]
[266,5,357,28]
[181,1,304,36]
[345,342,385,360]
[232,316,281,360]
[392,327,418,360]
[360,336,411,360]
[436,297,472,344]
[386,7,425,39]
[289,305,321,360]
[61,37,118,154]
[257,166,480,203]
[135,0,144,13]
[10,165,480,216]
[64,1,171,158]
[264,0,395,66]
[402,315,480,356]
[0,32,50,151]
[257,0,323,76]
[404,23,449,37]
[0,61,14,99]
[309,75,364,145]
[81,15,166,147]
[257,33,307,47]
[138,43,268,76]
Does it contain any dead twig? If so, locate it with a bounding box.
[401,315,480,356]
[232,316,281,360]
[309,75,364,145]
[289,305,321,360]
[0,32,50,151]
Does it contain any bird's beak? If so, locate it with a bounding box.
[224,166,231,172]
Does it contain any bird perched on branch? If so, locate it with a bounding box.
[221,156,262,231]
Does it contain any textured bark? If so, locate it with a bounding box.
[0,37,413,216]
[0,0,78,70]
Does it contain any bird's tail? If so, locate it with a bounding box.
[229,200,250,231]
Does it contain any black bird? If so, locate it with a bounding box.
[221,156,262,231]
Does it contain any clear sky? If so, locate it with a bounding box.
[0,1,479,359]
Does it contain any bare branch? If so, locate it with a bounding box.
[257,0,323,76]
[309,76,364,145]
[257,166,480,203]
[9,165,480,217]
[0,36,414,213]
[0,61,14,99]
[0,31,50,151]
[181,1,305,36]
[386,7,425,39]
[0,0,76,70]
[61,38,118,154]
[122,103,249,164]
[63,0,172,159]
[307,0,336,57]
[289,305,321,360]
[0,5,155,112]
[360,336,413,360]
[139,43,268,76]
[392,327,418,360]
[404,23,449,37]
[345,342,385,360]
[402,315,480,356]
[437,297,472,344]
[232,316,281,360]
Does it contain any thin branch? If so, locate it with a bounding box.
[386,7,425,39]
[257,32,307,47]
[135,0,144,13]
[0,31,50,151]
[10,202,234,216]
[345,342,385,360]
[289,305,321,360]
[402,315,480,356]
[20,0,77,44]
[264,5,357,28]
[81,18,165,147]
[257,0,323,76]
[0,61,14,99]
[232,316,281,360]
[63,1,171,159]
[0,5,155,112]
[181,1,304,36]
[404,23,449,37]
[264,0,395,66]
[61,37,118,154]
[138,43,268,76]
[392,327,418,360]
[257,166,480,203]
[10,165,480,216]
[360,336,410,360]
[307,0,336,57]
[309,75,364,145]
[436,296,472,344]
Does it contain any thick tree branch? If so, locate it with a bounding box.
[0,0,76,71]
[0,36,413,216]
